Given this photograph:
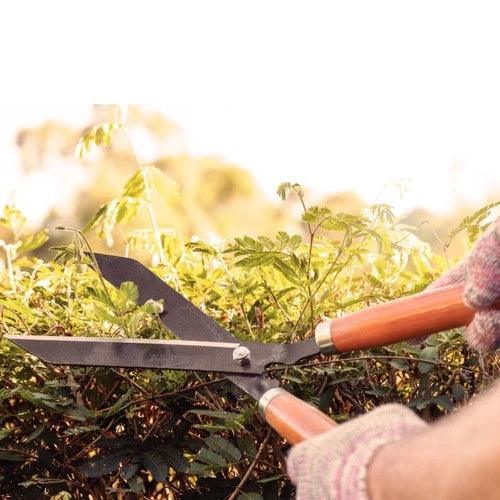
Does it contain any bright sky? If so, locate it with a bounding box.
[1,2,500,225]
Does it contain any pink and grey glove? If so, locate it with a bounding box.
[286,404,427,500]
[427,217,500,351]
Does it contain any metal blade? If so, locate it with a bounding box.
[92,254,320,399]
[93,253,244,344]
[6,335,270,375]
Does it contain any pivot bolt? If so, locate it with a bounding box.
[232,345,251,365]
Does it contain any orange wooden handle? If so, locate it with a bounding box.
[316,283,500,353]
[262,390,336,444]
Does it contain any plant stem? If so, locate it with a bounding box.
[120,115,168,266]
[142,166,168,266]
[258,270,293,324]
[267,354,468,372]
[2,243,16,292]
[295,187,316,333]
[227,428,272,500]
[291,230,349,338]
[218,252,254,337]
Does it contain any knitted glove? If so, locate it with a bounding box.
[286,404,427,500]
[427,217,499,351]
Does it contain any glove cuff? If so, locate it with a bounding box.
[332,418,425,500]
[287,404,427,500]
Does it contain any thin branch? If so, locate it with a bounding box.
[291,230,349,337]
[227,429,272,500]
[267,354,469,372]
[258,270,293,324]
[120,377,226,410]
[218,252,254,337]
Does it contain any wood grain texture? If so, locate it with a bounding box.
[264,391,336,444]
[322,283,499,353]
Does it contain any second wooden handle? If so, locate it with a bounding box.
[262,390,336,444]
[316,284,495,353]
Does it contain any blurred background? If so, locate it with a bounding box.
[0,103,498,258]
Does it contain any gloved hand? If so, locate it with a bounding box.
[286,404,427,500]
[287,218,499,499]
[427,216,499,351]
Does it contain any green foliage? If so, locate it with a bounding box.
[74,122,121,159]
[444,200,500,249]
[1,126,498,497]
[84,165,180,267]
[0,205,48,260]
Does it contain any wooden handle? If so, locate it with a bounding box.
[316,283,500,353]
[262,390,336,444]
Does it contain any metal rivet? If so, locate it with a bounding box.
[232,345,251,365]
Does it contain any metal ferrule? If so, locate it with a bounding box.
[258,387,287,417]
[315,321,337,354]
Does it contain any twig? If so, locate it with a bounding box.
[443,369,459,393]
[122,377,226,410]
[218,252,254,337]
[68,418,119,463]
[227,429,272,500]
[0,447,37,459]
[291,229,349,338]
[258,270,293,324]
[267,354,469,372]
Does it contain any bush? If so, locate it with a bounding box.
[0,128,498,499]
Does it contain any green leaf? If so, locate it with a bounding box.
[116,197,142,225]
[99,389,133,418]
[0,450,24,461]
[51,492,72,500]
[420,346,438,361]
[188,409,242,420]
[25,424,46,442]
[272,259,301,285]
[418,346,438,374]
[121,462,140,480]
[204,436,242,463]
[75,122,121,158]
[445,201,500,248]
[125,475,145,493]
[276,182,303,201]
[417,361,434,374]
[189,461,211,476]
[432,395,454,411]
[17,230,49,254]
[0,205,26,233]
[410,397,432,410]
[237,493,263,500]
[257,474,283,483]
[142,450,169,481]
[83,204,107,233]
[0,429,12,441]
[281,374,303,384]
[123,170,146,198]
[236,436,257,458]
[388,359,410,371]
[155,443,188,472]
[118,281,139,305]
[302,206,332,224]
[63,425,100,436]
[451,384,466,403]
[2,301,37,324]
[148,166,181,205]
[79,450,130,478]
[186,240,218,256]
[289,234,302,249]
[196,448,227,467]
[365,387,393,397]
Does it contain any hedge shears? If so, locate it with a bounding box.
[6,253,495,444]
